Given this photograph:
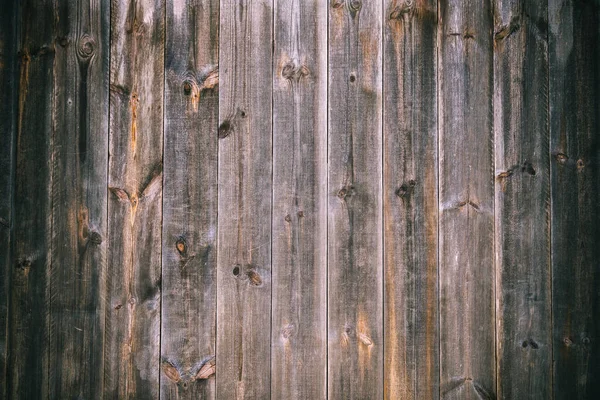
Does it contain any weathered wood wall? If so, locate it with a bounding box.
[1,0,599,399]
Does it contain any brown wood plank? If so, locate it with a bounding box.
[438,1,496,399]
[49,1,110,397]
[328,1,383,398]
[492,1,551,399]
[216,1,273,398]
[549,0,600,398]
[7,1,55,398]
[105,0,165,398]
[0,2,18,397]
[271,0,327,399]
[160,0,219,398]
[383,1,438,399]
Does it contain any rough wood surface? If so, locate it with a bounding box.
[549,0,600,398]
[105,0,164,398]
[216,1,273,398]
[438,1,496,399]
[50,1,109,397]
[493,0,551,399]
[271,1,327,399]
[328,1,383,399]
[161,0,219,398]
[8,1,55,398]
[0,2,18,398]
[383,1,438,399]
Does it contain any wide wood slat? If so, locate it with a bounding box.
[105,0,165,397]
[383,1,439,399]
[161,0,219,398]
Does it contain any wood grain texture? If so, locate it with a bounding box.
[161,0,219,398]
[493,1,551,399]
[8,1,55,398]
[50,1,109,397]
[271,1,327,399]
[0,2,18,398]
[383,1,438,399]
[105,0,164,398]
[217,1,273,398]
[549,0,600,398]
[328,1,383,399]
[438,1,496,399]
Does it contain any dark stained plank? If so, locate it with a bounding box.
[382,1,438,399]
[105,0,165,398]
[438,1,496,399]
[0,2,18,397]
[216,0,273,398]
[271,0,327,399]
[7,1,55,398]
[493,1,551,398]
[49,1,110,397]
[549,0,600,398]
[161,0,219,398]
[328,1,383,398]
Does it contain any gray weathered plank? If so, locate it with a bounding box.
[105,0,164,397]
[328,1,383,399]
[271,0,327,399]
[0,2,18,397]
[217,1,273,398]
[383,1,438,399]
[438,1,496,399]
[493,0,551,398]
[549,0,600,398]
[161,0,219,398]
[50,1,109,397]
[8,1,54,398]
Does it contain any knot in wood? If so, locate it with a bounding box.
[89,232,103,245]
[555,152,568,165]
[349,0,362,13]
[281,323,295,339]
[282,61,309,82]
[218,120,232,139]
[331,0,344,9]
[390,2,413,20]
[77,34,96,59]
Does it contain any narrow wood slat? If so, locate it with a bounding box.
[383,1,439,399]
[328,1,383,398]
[438,1,496,399]
[492,1,551,398]
[8,2,55,398]
[161,0,219,398]
[217,1,273,398]
[49,1,109,397]
[271,0,327,399]
[549,0,600,398]
[105,0,165,397]
[0,2,18,398]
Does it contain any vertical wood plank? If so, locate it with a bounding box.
[8,0,54,398]
[50,0,110,397]
[328,0,383,398]
[383,1,438,399]
[271,0,327,399]
[161,0,219,398]
[0,1,18,397]
[493,1,551,399]
[217,1,273,398]
[549,0,600,398]
[438,0,496,398]
[105,0,164,398]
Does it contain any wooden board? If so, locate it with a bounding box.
[382,1,438,399]
[328,1,383,398]
[8,1,55,398]
[271,0,327,399]
[438,1,496,398]
[0,2,18,398]
[549,0,600,398]
[493,1,552,399]
[105,0,165,397]
[216,1,273,398]
[161,0,219,398]
[49,1,109,397]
